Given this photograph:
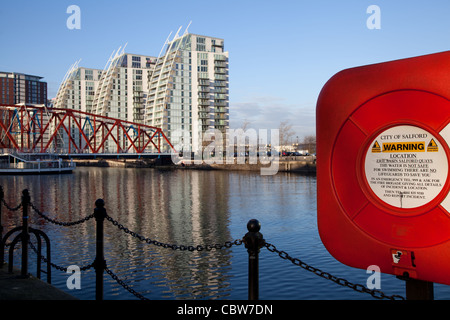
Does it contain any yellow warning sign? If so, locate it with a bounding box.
[427,139,439,152]
[371,141,381,153]
[382,141,425,153]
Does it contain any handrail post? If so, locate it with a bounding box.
[93,199,106,301]
[243,219,265,300]
[21,189,30,278]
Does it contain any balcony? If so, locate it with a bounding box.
[198,92,210,99]
[214,75,227,81]
[198,98,210,106]
[214,101,228,107]
[214,120,226,126]
[198,79,210,86]
[199,112,209,119]
[214,80,227,87]
[212,40,224,47]
[198,86,210,93]
[214,61,227,67]
[214,93,227,100]
[214,114,228,120]
[214,88,228,94]
[214,55,227,61]
[214,67,227,74]
[215,107,228,113]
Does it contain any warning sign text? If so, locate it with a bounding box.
[365,126,448,209]
[382,142,425,152]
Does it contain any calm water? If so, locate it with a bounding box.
[1,167,450,300]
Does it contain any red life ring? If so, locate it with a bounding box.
[317,51,450,285]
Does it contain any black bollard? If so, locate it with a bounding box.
[405,278,434,300]
[21,189,31,278]
[93,199,107,301]
[243,219,265,300]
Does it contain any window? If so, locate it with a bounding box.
[85,69,94,80]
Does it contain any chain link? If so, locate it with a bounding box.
[1,198,22,211]
[30,202,94,226]
[105,266,149,300]
[105,214,244,300]
[264,241,405,300]
[2,194,407,300]
[28,240,94,272]
[106,214,243,251]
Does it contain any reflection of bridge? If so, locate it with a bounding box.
[0,104,175,156]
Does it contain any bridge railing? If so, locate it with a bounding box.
[0,104,175,154]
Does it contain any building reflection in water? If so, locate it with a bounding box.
[0,167,234,299]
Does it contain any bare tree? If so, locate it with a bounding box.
[241,119,251,130]
[279,120,295,147]
[303,135,316,154]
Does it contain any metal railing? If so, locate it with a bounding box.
[0,186,405,300]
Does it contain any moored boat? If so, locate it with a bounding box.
[0,153,76,175]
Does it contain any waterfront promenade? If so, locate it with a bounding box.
[0,264,76,300]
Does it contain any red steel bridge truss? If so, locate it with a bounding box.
[0,104,175,154]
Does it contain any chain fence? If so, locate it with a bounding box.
[0,189,405,301]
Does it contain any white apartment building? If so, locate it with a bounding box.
[91,48,157,123]
[145,32,229,153]
[55,50,157,123]
[54,61,103,113]
[52,62,103,152]
[54,29,229,154]
[53,61,103,112]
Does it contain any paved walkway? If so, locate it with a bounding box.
[0,264,77,300]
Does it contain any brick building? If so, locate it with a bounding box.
[0,71,47,105]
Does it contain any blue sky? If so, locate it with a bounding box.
[1,0,450,139]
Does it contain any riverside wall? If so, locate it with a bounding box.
[212,157,315,174]
[176,155,316,174]
[72,156,317,174]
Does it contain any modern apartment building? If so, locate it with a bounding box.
[0,71,47,105]
[53,61,103,113]
[91,48,157,123]
[55,29,229,153]
[144,32,229,153]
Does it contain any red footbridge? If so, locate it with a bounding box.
[0,104,175,159]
